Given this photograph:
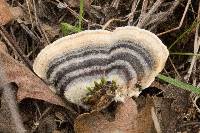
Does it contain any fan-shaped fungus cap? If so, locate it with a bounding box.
[33,26,169,106]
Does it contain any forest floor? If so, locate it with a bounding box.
[0,0,200,133]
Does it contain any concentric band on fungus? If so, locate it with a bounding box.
[46,41,153,79]
[47,41,153,92]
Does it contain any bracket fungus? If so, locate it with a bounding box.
[33,26,169,107]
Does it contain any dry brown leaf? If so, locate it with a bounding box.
[74,98,138,133]
[0,0,23,25]
[0,48,65,107]
[0,0,13,25]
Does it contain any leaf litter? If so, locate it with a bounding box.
[0,0,200,132]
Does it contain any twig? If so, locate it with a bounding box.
[56,1,89,23]
[128,0,141,25]
[31,104,53,133]
[157,0,191,36]
[26,0,34,28]
[111,0,121,9]
[192,96,200,113]
[32,0,50,45]
[0,25,33,70]
[32,0,38,24]
[136,0,164,28]
[137,0,148,25]
[184,1,200,82]
[198,83,200,88]
[179,122,200,127]
[102,17,129,30]
[146,0,179,31]
[38,105,53,121]
[151,107,161,133]
[18,20,40,42]
[146,1,178,27]
[34,102,42,118]
[169,57,181,79]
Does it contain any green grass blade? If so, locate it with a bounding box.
[79,0,84,30]
[157,74,200,94]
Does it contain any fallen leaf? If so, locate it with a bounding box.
[74,98,138,133]
[0,0,13,25]
[0,0,23,25]
[0,48,65,107]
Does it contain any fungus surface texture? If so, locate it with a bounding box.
[33,26,169,105]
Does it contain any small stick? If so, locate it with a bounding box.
[151,107,161,133]
[111,0,121,9]
[26,0,34,28]
[0,25,33,70]
[137,0,148,24]
[146,1,179,28]
[136,0,164,28]
[128,0,141,25]
[56,1,89,23]
[32,0,50,45]
[184,0,200,81]
[19,21,40,42]
[102,17,129,30]
[157,0,191,36]
[168,57,181,79]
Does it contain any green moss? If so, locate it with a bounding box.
[82,77,118,106]
[60,23,81,36]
